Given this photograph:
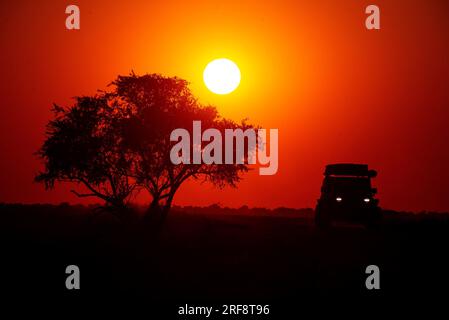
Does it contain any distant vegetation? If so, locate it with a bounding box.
[1,202,448,222]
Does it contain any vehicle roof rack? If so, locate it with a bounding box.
[324,163,377,177]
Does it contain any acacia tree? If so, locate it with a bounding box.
[109,73,253,219]
[37,73,254,218]
[36,96,137,211]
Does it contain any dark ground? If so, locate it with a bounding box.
[1,203,448,315]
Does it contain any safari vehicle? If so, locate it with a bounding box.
[315,163,381,228]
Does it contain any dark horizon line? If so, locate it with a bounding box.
[1,202,448,216]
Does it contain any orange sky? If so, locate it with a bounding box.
[1,0,448,211]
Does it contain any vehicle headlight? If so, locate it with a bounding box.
[336,197,342,202]
[364,198,370,203]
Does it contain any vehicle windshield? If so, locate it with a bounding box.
[322,176,372,193]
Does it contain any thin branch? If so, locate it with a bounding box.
[71,190,98,198]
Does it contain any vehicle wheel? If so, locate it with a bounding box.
[315,205,331,229]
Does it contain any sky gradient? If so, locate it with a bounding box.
[1,0,448,211]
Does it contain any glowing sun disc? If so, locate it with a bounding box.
[203,58,241,94]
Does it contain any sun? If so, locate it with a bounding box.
[203,58,241,94]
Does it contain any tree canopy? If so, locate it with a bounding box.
[36,73,254,218]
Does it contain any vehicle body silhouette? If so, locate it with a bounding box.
[315,163,381,228]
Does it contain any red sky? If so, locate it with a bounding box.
[1,0,448,212]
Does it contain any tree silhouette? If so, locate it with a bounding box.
[37,73,254,218]
[36,96,137,212]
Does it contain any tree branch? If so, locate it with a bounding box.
[71,190,99,198]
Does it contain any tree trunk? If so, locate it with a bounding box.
[145,189,177,225]
[160,192,175,222]
[144,197,164,226]
[146,197,161,215]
